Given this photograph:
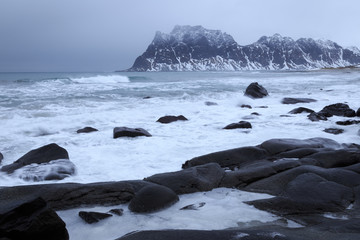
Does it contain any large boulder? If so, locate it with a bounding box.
[223,121,252,129]
[0,197,69,240]
[319,103,356,117]
[244,82,269,99]
[128,184,179,213]
[113,127,152,138]
[1,143,69,174]
[145,163,224,194]
[281,98,317,104]
[156,115,188,124]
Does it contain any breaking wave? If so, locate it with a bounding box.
[71,75,130,84]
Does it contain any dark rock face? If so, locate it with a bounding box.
[223,121,252,129]
[76,127,98,133]
[78,211,112,224]
[244,82,269,99]
[319,103,356,117]
[0,197,69,240]
[1,143,69,174]
[145,163,224,194]
[156,115,188,124]
[128,185,179,213]
[281,97,317,104]
[127,25,360,71]
[288,107,314,114]
[113,127,152,138]
[324,128,344,135]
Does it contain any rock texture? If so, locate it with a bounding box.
[126,25,360,71]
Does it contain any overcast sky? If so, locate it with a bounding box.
[0,0,359,72]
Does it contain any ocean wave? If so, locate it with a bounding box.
[71,75,130,84]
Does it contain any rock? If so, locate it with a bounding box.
[205,101,217,106]
[109,208,124,216]
[251,112,260,116]
[307,112,328,121]
[182,147,268,169]
[240,104,252,109]
[336,120,360,126]
[223,121,252,129]
[0,152,3,163]
[0,197,69,240]
[1,143,69,174]
[324,128,344,135]
[281,97,317,104]
[143,96,152,99]
[128,185,179,213]
[113,127,152,138]
[76,127,98,133]
[288,107,314,114]
[78,211,112,224]
[319,103,356,117]
[145,163,224,194]
[156,115,188,124]
[357,108,360,117]
[244,82,269,99]
[180,202,206,210]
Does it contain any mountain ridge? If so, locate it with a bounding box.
[127,25,360,71]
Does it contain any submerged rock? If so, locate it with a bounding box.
[128,185,179,213]
[324,128,344,135]
[113,127,152,138]
[156,115,188,124]
[0,197,69,240]
[336,120,360,126]
[288,107,314,114]
[240,104,252,109]
[281,97,317,104]
[79,211,112,224]
[204,101,218,106]
[244,82,269,99]
[1,143,69,174]
[307,112,328,121]
[180,202,206,210]
[76,126,98,133]
[223,121,252,129]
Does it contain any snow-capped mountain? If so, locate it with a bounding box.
[127,25,360,71]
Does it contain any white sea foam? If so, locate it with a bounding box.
[71,75,130,84]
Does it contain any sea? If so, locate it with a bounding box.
[0,70,359,239]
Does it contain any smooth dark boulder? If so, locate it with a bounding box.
[319,103,356,117]
[76,126,98,133]
[156,115,188,124]
[244,82,269,99]
[145,163,224,194]
[0,197,69,240]
[324,128,344,135]
[281,97,317,104]
[182,146,268,169]
[128,185,179,213]
[307,112,328,121]
[113,127,151,138]
[336,120,360,125]
[288,107,314,114]
[1,143,69,174]
[223,121,252,129]
[78,211,112,224]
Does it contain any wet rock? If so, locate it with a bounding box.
[180,202,206,210]
[113,127,151,138]
[281,97,317,104]
[205,101,218,106]
[143,96,152,99]
[0,197,69,240]
[336,120,360,126]
[128,185,179,213]
[357,108,360,117]
[244,82,269,99]
[79,211,112,224]
[324,128,344,135]
[307,112,328,121]
[1,143,69,174]
[223,121,252,129]
[145,163,224,194]
[251,112,260,116]
[288,107,314,114]
[109,208,124,216]
[319,103,356,117]
[0,152,3,163]
[156,115,188,124]
[240,104,252,109]
[76,127,98,133]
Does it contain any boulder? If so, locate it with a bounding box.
[76,127,98,133]
[288,107,314,114]
[0,152,3,163]
[281,98,317,104]
[78,211,112,224]
[204,101,218,106]
[307,112,328,121]
[223,121,252,129]
[244,82,269,99]
[0,197,69,240]
[323,128,344,135]
[113,127,151,138]
[336,120,360,126]
[109,208,124,216]
[128,185,179,213]
[180,202,206,210]
[240,104,252,109]
[145,163,224,194]
[319,103,356,117]
[357,108,360,117]
[1,143,69,174]
[156,115,188,124]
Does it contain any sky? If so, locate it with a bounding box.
[0,0,359,72]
